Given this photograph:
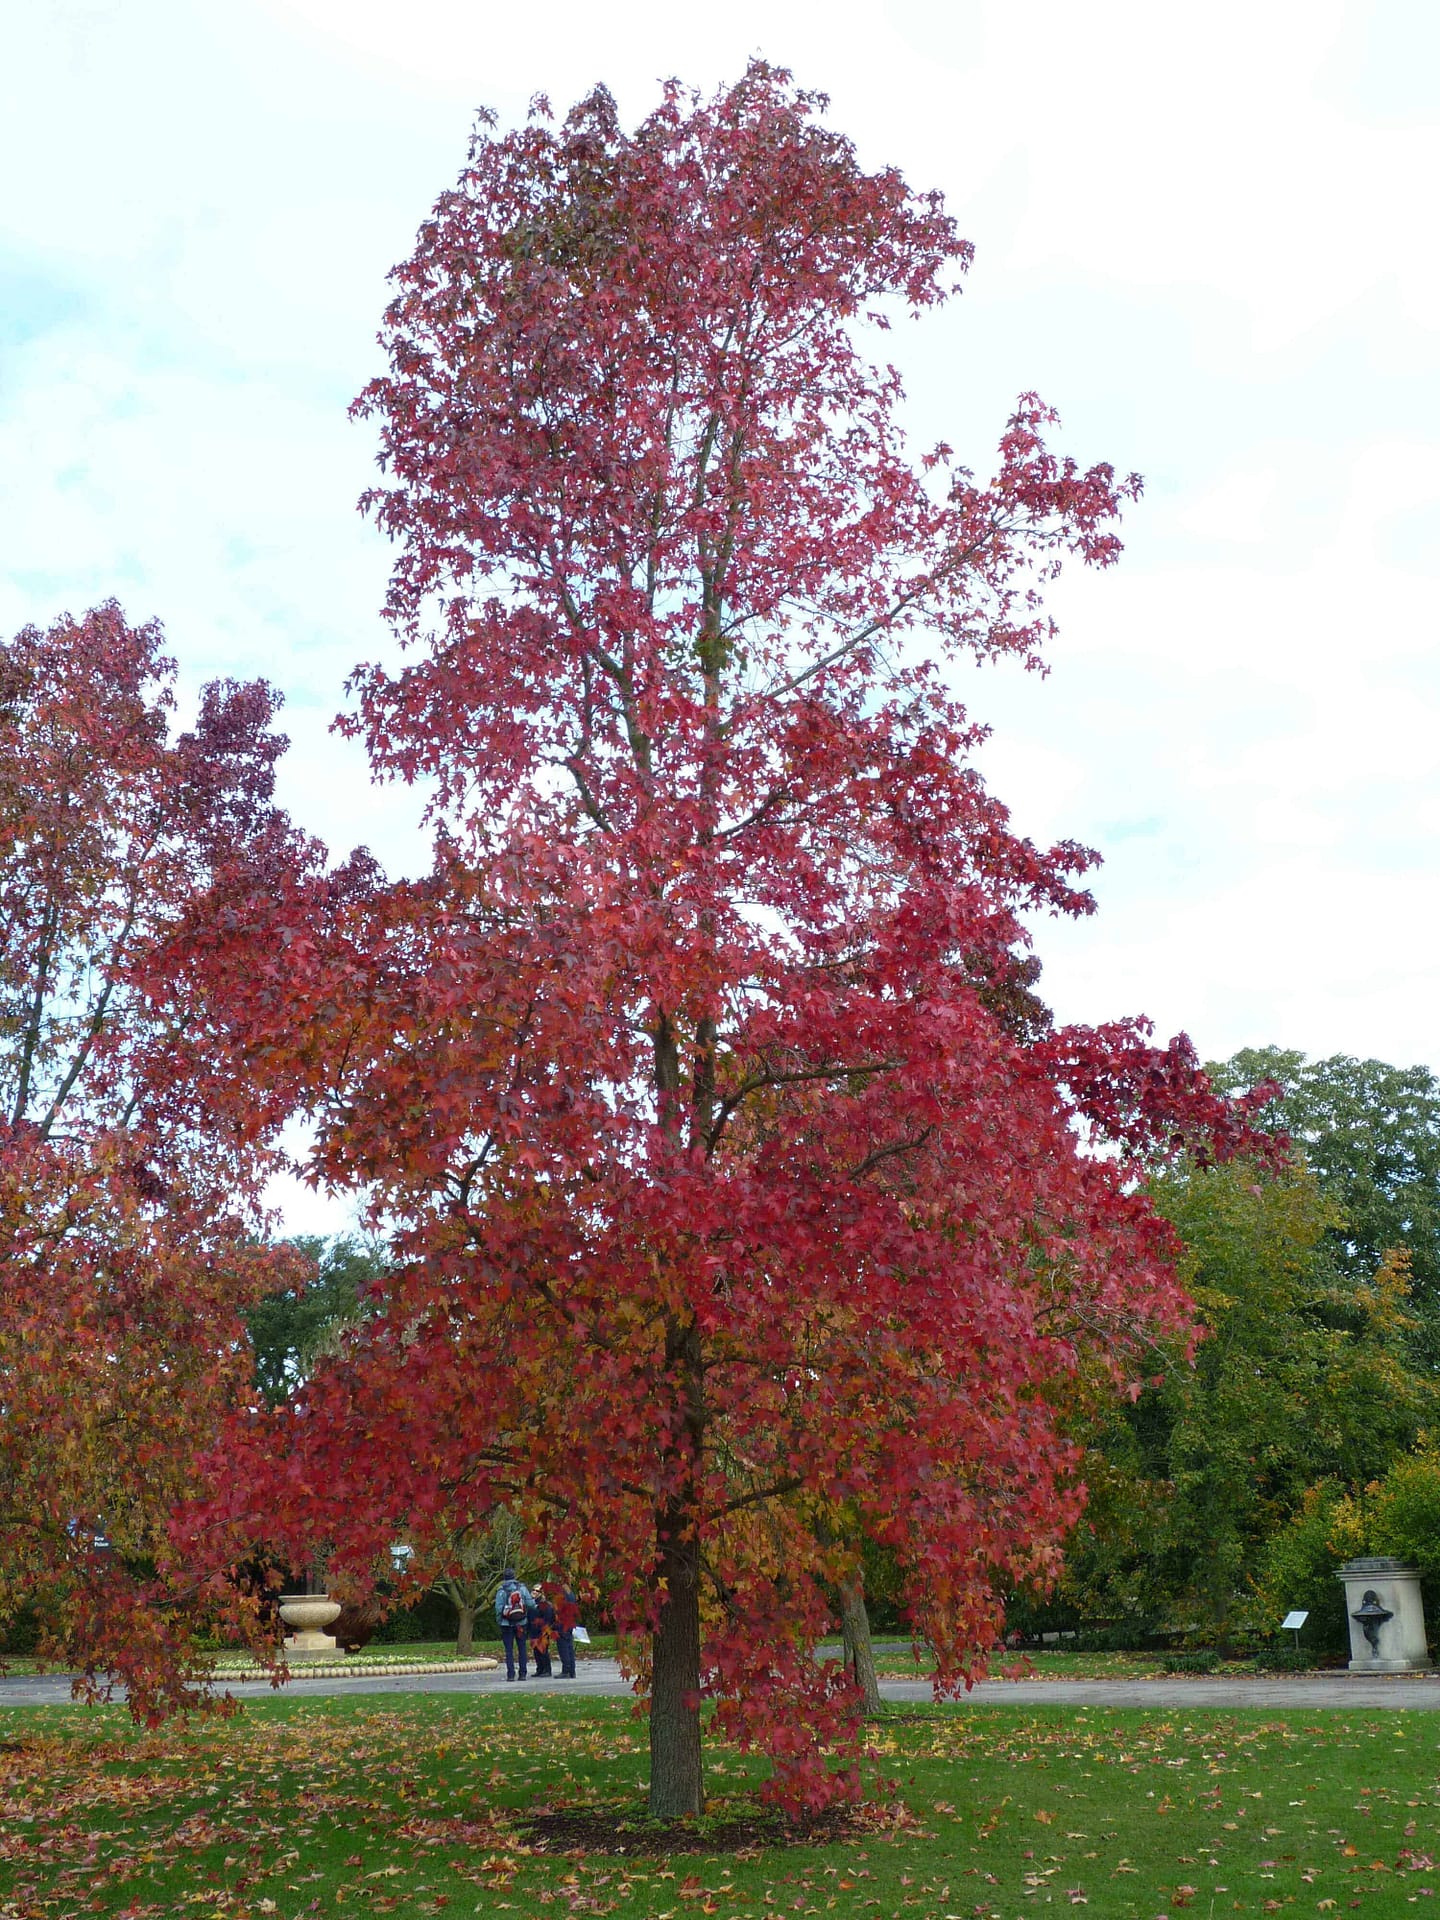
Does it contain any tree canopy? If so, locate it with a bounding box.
[1211,1046,1440,1323]
[245,1235,386,1408]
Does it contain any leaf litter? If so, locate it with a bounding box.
[2,1697,1439,1917]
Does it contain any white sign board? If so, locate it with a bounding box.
[1280,1610,1309,1631]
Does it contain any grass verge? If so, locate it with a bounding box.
[839,1645,1174,1682]
[0,1692,1434,1916]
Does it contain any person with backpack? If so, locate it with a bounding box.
[494,1568,534,1680]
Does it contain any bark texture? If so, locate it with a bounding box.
[455,1602,475,1658]
[649,1514,705,1817]
[838,1571,882,1717]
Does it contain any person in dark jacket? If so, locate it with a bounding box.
[554,1583,581,1678]
[494,1569,534,1680]
[529,1584,558,1677]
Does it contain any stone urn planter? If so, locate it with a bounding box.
[278,1593,343,1659]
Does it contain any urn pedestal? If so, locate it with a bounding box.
[1336,1557,1429,1672]
[278,1593,343,1659]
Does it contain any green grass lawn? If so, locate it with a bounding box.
[1,1692,1435,1918]
[843,1644,1172,1682]
[820,1644,1274,1681]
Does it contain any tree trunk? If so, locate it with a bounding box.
[455,1602,475,1658]
[649,1499,705,1818]
[649,1010,707,1821]
[1211,1565,1234,1657]
[838,1570,882,1717]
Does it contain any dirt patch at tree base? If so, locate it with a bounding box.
[519,1804,872,1856]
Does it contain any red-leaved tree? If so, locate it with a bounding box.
[0,604,308,1713]
[179,68,1272,1814]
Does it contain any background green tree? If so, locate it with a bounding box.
[1210,1048,1440,1356]
[426,1508,531,1657]
[244,1236,386,1408]
[1059,1160,1436,1640]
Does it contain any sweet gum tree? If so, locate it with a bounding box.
[0,605,305,1711]
[186,67,1269,1816]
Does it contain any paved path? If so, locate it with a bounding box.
[4,1660,1440,1713]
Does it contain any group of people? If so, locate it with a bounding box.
[493,1570,582,1680]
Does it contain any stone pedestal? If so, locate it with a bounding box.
[1336,1557,1429,1671]
[278,1593,343,1659]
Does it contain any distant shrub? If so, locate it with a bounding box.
[1253,1480,1356,1655]
[369,1591,459,1644]
[0,1609,39,1655]
[1253,1646,1313,1672]
[1163,1649,1221,1673]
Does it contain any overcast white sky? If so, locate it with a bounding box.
[3,0,1436,1233]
